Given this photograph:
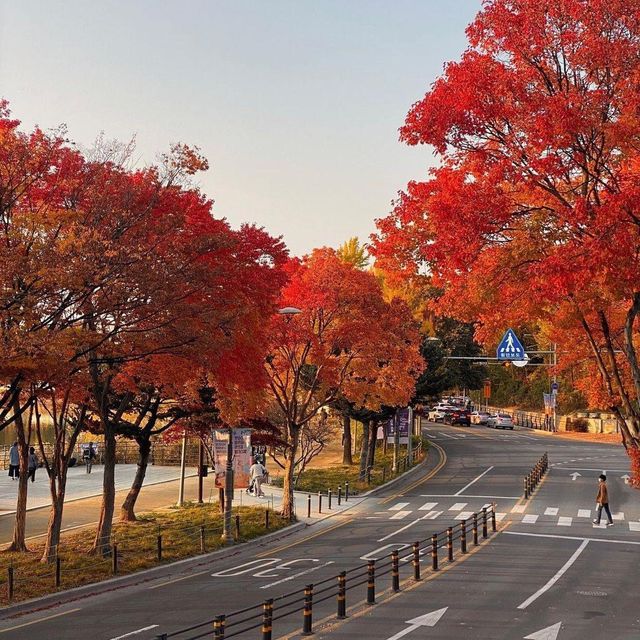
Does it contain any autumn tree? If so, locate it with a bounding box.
[373,0,640,456]
[264,249,423,519]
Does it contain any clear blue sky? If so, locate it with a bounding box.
[0,0,481,256]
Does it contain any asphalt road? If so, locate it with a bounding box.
[0,423,636,640]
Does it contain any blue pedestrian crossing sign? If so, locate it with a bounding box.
[496,329,526,361]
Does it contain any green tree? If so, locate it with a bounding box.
[337,237,369,270]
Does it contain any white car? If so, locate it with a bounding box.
[487,413,514,429]
[428,406,456,421]
[470,411,492,425]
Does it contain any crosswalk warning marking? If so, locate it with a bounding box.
[629,522,640,531]
[558,517,573,526]
[612,512,625,521]
[544,507,559,516]
[449,503,468,511]
[418,502,438,511]
[522,514,539,524]
[421,510,443,520]
[457,511,474,520]
[389,502,410,511]
[389,511,411,520]
[577,509,591,518]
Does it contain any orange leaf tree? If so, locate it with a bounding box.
[373,0,640,453]
[264,248,423,519]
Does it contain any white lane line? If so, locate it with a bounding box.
[420,494,521,500]
[544,507,559,516]
[378,519,421,542]
[390,511,411,520]
[438,432,457,439]
[260,561,334,589]
[612,512,625,521]
[517,539,589,610]
[629,522,640,531]
[389,502,410,511]
[454,466,495,496]
[555,467,630,472]
[522,514,539,524]
[558,517,572,526]
[457,511,474,521]
[109,626,159,640]
[0,608,82,635]
[418,502,438,511]
[421,510,443,520]
[511,505,526,513]
[504,530,640,545]
[449,502,467,511]
[577,509,591,518]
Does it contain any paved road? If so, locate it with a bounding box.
[0,424,636,640]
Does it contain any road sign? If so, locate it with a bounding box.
[512,353,530,368]
[551,381,559,394]
[483,379,491,399]
[496,328,526,361]
[385,608,448,640]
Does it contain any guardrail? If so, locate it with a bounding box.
[484,407,555,432]
[524,453,548,499]
[155,504,498,640]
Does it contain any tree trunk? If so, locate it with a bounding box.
[42,493,65,563]
[7,397,29,552]
[366,420,377,471]
[281,427,300,520]
[91,427,116,556]
[120,438,151,522]
[342,414,353,465]
[358,420,370,481]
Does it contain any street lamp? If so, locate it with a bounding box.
[278,307,302,318]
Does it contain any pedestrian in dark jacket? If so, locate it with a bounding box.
[27,447,38,483]
[8,442,19,480]
[593,474,613,526]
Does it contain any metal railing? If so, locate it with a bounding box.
[524,453,548,499]
[155,504,499,640]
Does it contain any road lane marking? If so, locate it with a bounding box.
[504,530,640,545]
[629,522,640,531]
[109,626,159,640]
[259,560,334,589]
[378,519,422,542]
[517,539,589,609]
[453,466,494,496]
[418,502,438,511]
[457,511,474,520]
[390,511,411,520]
[544,507,559,516]
[577,509,591,518]
[557,517,572,526]
[361,543,411,560]
[148,569,209,589]
[0,608,82,634]
[420,494,520,500]
[522,514,539,524]
[511,505,526,513]
[612,512,625,521]
[389,502,410,511]
[448,502,467,511]
[421,510,443,520]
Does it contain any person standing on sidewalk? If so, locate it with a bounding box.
[249,459,267,498]
[593,474,614,527]
[27,446,38,483]
[8,441,19,480]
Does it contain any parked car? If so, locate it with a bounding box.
[470,411,492,425]
[427,406,457,421]
[444,409,471,426]
[487,413,514,429]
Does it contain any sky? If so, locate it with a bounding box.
[0,0,481,256]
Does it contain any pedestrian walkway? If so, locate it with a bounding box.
[422,429,538,441]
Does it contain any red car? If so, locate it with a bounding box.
[444,409,471,426]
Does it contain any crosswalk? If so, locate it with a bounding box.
[423,430,538,441]
[383,500,640,532]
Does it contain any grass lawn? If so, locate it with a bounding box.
[271,437,428,495]
[0,503,288,606]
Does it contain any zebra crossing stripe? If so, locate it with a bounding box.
[558,517,572,526]
[389,502,410,511]
[577,509,591,518]
[389,511,411,520]
[629,522,640,531]
[418,502,438,511]
[544,507,559,516]
[449,502,468,511]
[522,514,538,524]
[421,510,443,520]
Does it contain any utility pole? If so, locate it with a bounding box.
[177,430,187,507]
[552,342,558,432]
[197,438,204,504]
[392,412,399,472]
[407,407,413,463]
[222,427,234,544]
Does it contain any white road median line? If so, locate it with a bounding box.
[109,626,159,640]
[260,561,334,589]
[517,540,589,610]
[454,466,495,496]
[378,519,422,542]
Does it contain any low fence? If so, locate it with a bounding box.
[523,452,548,499]
[155,504,499,640]
[2,507,272,604]
[486,406,555,432]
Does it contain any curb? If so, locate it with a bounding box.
[0,521,305,619]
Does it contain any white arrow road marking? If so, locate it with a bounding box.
[518,540,589,609]
[523,621,562,640]
[570,472,581,480]
[385,608,448,640]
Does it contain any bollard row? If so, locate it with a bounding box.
[523,452,548,499]
[157,503,498,640]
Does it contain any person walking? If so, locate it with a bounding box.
[8,441,19,480]
[593,474,614,526]
[249,459,267,498]
[27,446,38,483]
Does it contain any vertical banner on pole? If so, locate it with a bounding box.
[212,428,252,488]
